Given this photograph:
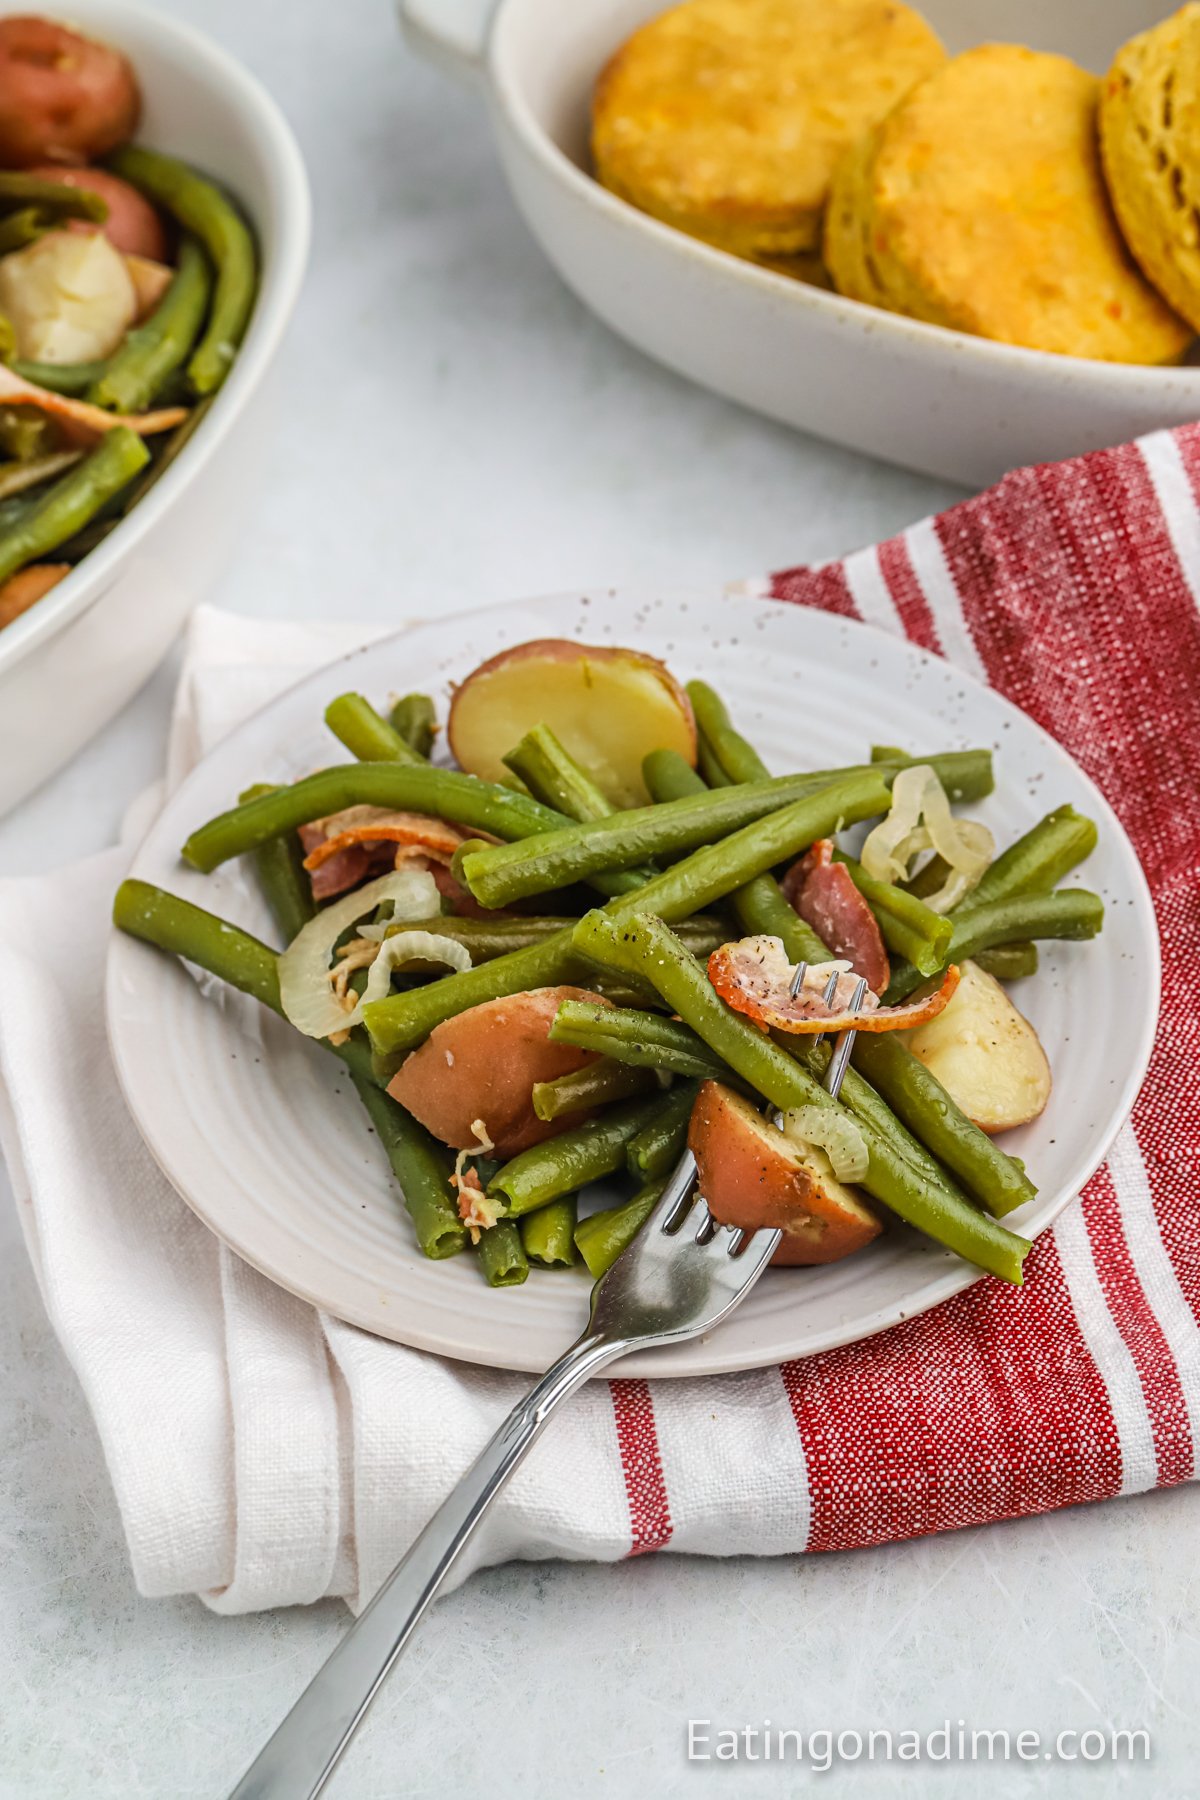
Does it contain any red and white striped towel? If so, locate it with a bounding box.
[1,427,1197,1612]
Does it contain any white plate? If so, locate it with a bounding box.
[106,589,1159,1376]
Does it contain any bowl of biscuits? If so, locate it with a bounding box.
[400,0,1200,486]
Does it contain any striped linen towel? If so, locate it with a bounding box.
[0,424,1197,1612]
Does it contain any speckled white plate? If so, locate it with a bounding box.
[105,589,1158,1376]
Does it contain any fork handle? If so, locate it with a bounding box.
[227,1328,627,1800]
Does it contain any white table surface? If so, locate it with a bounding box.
[1,1,1196,1795]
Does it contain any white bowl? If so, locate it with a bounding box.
[0,0,310,816]
[400,0,1200,488]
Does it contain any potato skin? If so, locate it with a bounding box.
[387,986,609,1157]
[26,164,168,260]
[688,1080,880,1266]
[0,17,140,168]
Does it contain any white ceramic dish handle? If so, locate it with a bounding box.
[397,0,494,82]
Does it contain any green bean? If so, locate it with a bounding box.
[626,1082,698,1179]
[848,1032,1036,1218]
[0,426,148,587]
[687,680,770,782]
[550,999,731,1082]
[325,692,425,765]
[364,775,889,1055]
[0,208,49,255]
[834,850,953,976]
[0,404,58,460]
[697,736,733,787]
[575,1179,666,1279]
[900,853,954,900]
[532,1058,658,1122]
[460,769,891,908]
[956,806,1098,917]
[503,722,653,896]
[0,171,108,221]
[476,1221,529,1286]
[389,693,436,758]
[871,744,909,763]
[974,943,1038,981]
[519,1198,579,1268]
[9,360,106,397]
[116,396,214,515]
[182,763,564,873]
[571,909,1030,1283]
[489,1096,667,1217]
[109,146,257,396]
[89,237,212,414]
[351,1075,467,1258]
[884,890,1105,1003]
[239,783,315,945]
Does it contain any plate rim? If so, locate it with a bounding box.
[105,585,1162,1377]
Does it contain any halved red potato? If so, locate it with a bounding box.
[899,959,1051,1134]
[0,17,140,167]
[687,1080,881,1267]
[25,165,169,261]
[447,638,696,807]
[388,985,609,1156]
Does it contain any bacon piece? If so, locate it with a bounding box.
[781,839,889,995]
[707,935,958,1035]
[297,806,474,903]
[0,362,186,445]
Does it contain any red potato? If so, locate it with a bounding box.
[25,164,168,260]
[388,986,610,1157]
[447,638,697,807]
[124,252,173,318]
[688,1080,881,1267]
[0,17,140,168]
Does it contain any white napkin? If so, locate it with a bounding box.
[0,607,805,1613]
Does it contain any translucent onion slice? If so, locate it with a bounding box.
[278,868,441,1039]
[781,1106,870,1183]
[861,765,993,912]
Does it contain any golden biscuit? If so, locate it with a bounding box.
[591,0,945,261]
[825,43,1191,363]
[1101,4,1200,335]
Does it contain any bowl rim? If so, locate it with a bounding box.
[0,0,311,678]
[486,0,1200,392]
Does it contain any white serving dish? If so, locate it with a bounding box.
[0,0,309,816]
[399,0,1200,489]
[106,588,1158,1378]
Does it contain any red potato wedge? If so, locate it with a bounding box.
[447,638,696,807]
[388,985,610,1157]
[26,165,169,261]
[899,959,1051,1134]
[688,1080,881,1267]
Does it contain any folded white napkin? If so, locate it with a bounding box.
[0,607,805,1613]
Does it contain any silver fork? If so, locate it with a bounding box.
[228,974,867,1800]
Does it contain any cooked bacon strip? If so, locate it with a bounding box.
[0,363,187,445]
[781,839,889,995]
[707,935,958,1035]
[301,807,470,872]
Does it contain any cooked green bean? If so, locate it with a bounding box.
[0,404,58,460]
[89,236,212,414]
[324,692,425,765]
[956,805,1098,917]
[389,693,436,758]
[0,208,49,255]
[519,1198,579,1268]
[460,769,891,908]
[364,775,890,1055]
[575,1179,666,1279]
[476,1221,529,1286]
[0,426,148,587]
[571,909,1030,1283]
[182,763,564,873]
[109,145,257,396]
[239,783,316,944]
[489,1096,667,1216]
[973,943,1038,981]
[503,722,653,896]
[697,736,733,787]
[532,1058,658,1122]
[687,680,770,782]
[834,850,953,976]
[117,396,214,515]
[351,1075,467,1258]
[0,171,108,220]
[10,360,106,396]
[550,998,731,1082]
[626,1082,698,1180]
[885,889,1105,1003]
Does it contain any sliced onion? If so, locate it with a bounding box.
[358,931,471,1011]
[781,1106,870,1183]
[861,765,993,912]
[278,868,441,1039]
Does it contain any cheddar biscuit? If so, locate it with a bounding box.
[591,0,945,263]
[825,43,1191,362]
[1101,3,1200,335]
